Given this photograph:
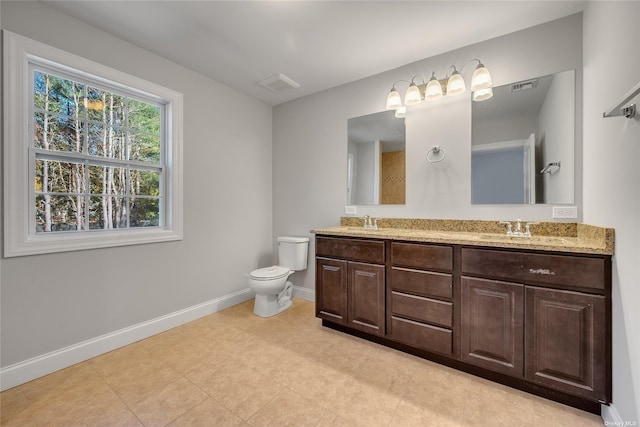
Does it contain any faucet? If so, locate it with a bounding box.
[499,219,537,237]
[362,215,378,230]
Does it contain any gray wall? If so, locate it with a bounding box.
[273,14,583,293]
[1,2,273,366]
[583,1,640,422]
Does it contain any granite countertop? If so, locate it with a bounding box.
[311,218,614,255]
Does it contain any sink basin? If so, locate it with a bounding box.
[345,227,385,232]
[480,234,567,244]
[480,234,523,240]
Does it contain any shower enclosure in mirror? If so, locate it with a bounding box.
[471,70,575,204]
[347,110,406,205]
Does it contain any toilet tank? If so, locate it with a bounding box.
[277,236,309,271]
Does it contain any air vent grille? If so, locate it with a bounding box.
[511,79,538,92]
[258,73,300,93]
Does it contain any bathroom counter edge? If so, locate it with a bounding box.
[311,224,614,256]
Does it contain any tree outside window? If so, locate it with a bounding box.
[33,70,163,233]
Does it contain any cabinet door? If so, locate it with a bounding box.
[316,258,348,325]
[348,262,385,336]
[525,287,607,401]
[461,277,524,376]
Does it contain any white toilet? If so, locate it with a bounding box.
[248,236,309,317]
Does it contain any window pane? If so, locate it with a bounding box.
[34,71,83,117]
[88,125,125,158]
[87,87,125,125]
[130,197,159,227]
[85,87,106,122]
[87,123,106,156]
[131,169,160,196]
[35,194,81,233]
[89,196,126,229]
[129,132,160,163]
[36,159,86,194]
[89,165,126,195]
[34,112,84,152]
[88,125,126,159]
[129,99,160,135]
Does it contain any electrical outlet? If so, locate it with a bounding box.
[552,206,578,219]
[345,206,357,215]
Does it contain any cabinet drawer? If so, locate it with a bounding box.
[316,236,385,264]
[391,316,452,355]
[391,242,453,271]
[391,291,452,328]
[390,267,452,299]
[461,248,606,291]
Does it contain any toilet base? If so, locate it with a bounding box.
[253,293,293,317]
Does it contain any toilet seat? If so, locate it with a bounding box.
[250,266,290,281]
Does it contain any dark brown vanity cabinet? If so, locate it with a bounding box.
[315,234,611,410]
[388,242,454,355]
[316,237,385,336]
[525,286,607,401]
[460,277,524,376]
[461,248,610,403]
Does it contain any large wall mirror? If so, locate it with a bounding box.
[471,69,575,204]
[347,110,406,205]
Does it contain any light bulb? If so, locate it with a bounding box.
[386,88,402,110]
[394,106,406,119]
[471,63,492,91]
[446,71,466,96]
[425,74,443,101]
[473,87,493,101]
[405,83,422,106]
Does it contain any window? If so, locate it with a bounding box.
[4,31,183,257]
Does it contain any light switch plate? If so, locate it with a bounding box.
[552,206,578,218]
[345,206,357,215]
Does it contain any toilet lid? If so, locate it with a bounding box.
[250,266,290,280]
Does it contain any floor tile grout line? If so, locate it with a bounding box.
[0,300,604,426]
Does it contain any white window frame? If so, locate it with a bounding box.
[3,31,183,257]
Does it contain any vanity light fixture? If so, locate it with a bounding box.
[385,59,493,111]
[385,81,405,110]
[394,106,407,119]
[473,87,494,102]
[425,72,443,101]
[470,60,492,91]
[446,66,466,96]
[405,76,425,105]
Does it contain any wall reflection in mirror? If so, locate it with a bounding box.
[347,110,406,205]
[471,70,575,204]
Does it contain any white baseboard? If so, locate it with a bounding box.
[601,403,623,425]
[293,285,315,302]
[0,288,254,392]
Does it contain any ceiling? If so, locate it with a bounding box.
[45,1,585,106]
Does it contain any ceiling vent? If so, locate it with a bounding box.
[511,79,538,92]
[258,73,300,93]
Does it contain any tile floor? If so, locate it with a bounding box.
[1,299,604,426]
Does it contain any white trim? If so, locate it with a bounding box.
[471,138,528,153]
[3,30,183,257]
[293,285,315,302]
[0,288,253,391]
[601,404,623,425]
